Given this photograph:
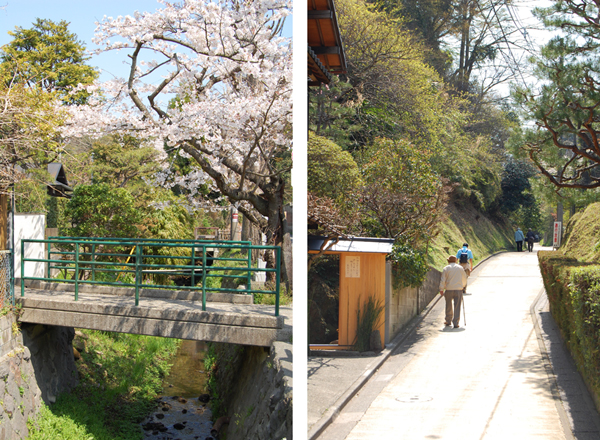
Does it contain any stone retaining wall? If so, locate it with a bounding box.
[21,323,78,405]
[211,341,292,440]
[0,314,42,439]
[0,314,78,439]
[385,265,441,343]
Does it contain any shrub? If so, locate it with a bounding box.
[569,266,600,395]
[538,251,600,401]
[388,243,429,289]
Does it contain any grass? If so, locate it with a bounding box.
[27,330,180,440]
[560,202,600,263]
[428,202,514,270]
[253,282,292,307]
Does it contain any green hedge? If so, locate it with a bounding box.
[538,251,600,401]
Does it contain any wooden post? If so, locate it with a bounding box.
[0,193,7,251]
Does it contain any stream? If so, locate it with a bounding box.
[141,340,216,440]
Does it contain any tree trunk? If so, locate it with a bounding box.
[241,214,263,264]
[263,181,286,284]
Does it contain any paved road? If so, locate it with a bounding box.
[313,246,600,439]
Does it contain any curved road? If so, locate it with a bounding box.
[319,246,600,440]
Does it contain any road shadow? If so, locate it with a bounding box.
[307,357,344,379]
[536,307,600,438]
[440,326,466,333]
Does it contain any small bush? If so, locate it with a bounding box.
[388,243,429,289]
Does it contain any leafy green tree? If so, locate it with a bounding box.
[0,83,66,248]
[358,138,452,245]
[142,189,197,241]
[512,200,544,234]
[335,0,446,147]
[499,156,536,213]
[308,76,360,150]
[427,99,503,213]
[0,18,98,104]
[63,184,142,238]
[0,19,98,246]
[90,135,161,190]
[308,132,361,204]
[377,0,455,76]
[307,133,362,267]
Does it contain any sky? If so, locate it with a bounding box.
[0,0,293,83]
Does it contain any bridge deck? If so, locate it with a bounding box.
[16,287,292,347]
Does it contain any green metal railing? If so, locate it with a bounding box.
[21,237,281,316]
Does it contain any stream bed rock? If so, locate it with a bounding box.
[141,396,214,440]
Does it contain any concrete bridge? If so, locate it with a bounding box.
[16,280,292,347]
[15,237,290,347]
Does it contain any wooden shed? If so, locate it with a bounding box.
[309,235,394,350]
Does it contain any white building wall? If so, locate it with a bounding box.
[13,214,46,279]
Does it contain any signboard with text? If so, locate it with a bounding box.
[553,221,562,248]
[345,256,360,278]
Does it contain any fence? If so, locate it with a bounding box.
[0,251,11,308]
[21,237,281,316]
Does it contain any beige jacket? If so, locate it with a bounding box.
[439,263,467,291]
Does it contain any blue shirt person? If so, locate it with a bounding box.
[515,227,525,252]
[456,243,473,273]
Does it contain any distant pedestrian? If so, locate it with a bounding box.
[439,255,467,328]
[515,227,525,252]
[526,228,535,252]
[456,243,473,293]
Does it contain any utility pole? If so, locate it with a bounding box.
[230,206,238,241]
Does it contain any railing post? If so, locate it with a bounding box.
[135,244,141,306]
[91,243,96,282]
[247,244,252,294]
[46,239,51,280]
[20,240,25,297]
[275,246,280,317]
[74,242,79,301]
[191,245,196,288]
[202,245,207,311]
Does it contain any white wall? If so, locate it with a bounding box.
[13,214,46,279]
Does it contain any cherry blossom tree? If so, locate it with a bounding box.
[62,0,292,255]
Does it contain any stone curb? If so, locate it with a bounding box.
[307,249,507,440]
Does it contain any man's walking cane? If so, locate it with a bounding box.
[462,293,466,326]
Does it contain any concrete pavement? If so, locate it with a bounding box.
[307,245,600,439]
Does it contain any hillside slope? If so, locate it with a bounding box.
[428,202,515,269]
[559,202,600,263]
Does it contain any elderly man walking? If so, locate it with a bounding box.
[439,255,467,328]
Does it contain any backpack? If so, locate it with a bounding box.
[459,249,469,264]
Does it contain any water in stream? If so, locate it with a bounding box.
[140,341,216,440]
